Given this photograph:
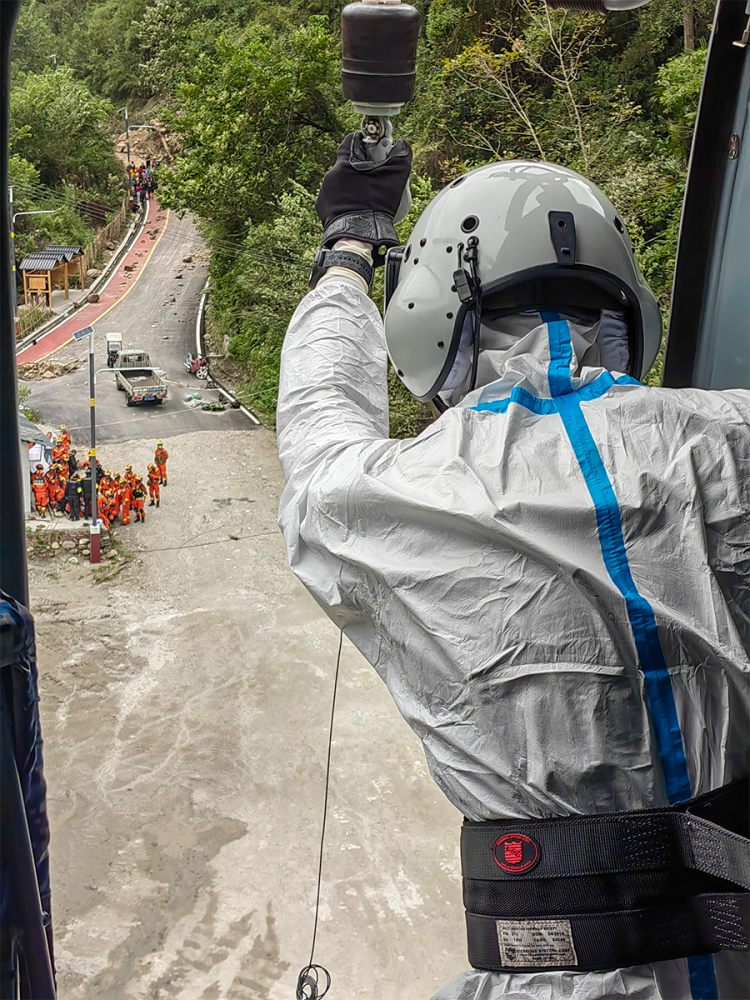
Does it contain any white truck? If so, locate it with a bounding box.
[113,349,168,406]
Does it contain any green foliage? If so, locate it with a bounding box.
[66,0,152,105]
[11,0,712,410]
[18,386,36,421]
[655,45,707,161]
[206,181,318,424]
[10,67,121,188]
[9,146,99,266]
[10,0,60,78]
[158,17,343,238]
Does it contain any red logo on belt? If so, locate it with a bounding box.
[493,833,540,873]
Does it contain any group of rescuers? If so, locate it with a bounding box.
[30,426,169,526]
[276,123,749,1000]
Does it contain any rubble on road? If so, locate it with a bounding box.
[18,359,84,380]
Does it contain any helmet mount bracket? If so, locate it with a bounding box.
[549,212,577,265]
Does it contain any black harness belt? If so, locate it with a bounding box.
[461,777,749,973]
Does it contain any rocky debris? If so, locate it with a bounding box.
[106,241,116,251]
[123,263,137,273]
[182,255,193,263]
[168,295,176,302]
[86,268,101,278]
[18,359,84,380]
[87,293,100,304]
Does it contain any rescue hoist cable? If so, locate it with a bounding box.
[295,631,342,1000]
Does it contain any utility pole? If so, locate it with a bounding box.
[88,327,101,564]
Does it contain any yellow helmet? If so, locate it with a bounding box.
[60,424,67,430]
[156,440,163,447]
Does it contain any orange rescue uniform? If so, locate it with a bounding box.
[120,481,132,525]
[147,468,160,504]
[31,472,49,515]
[154,447,168,484]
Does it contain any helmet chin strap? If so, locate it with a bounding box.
[432,239,482,411]
[460,239,482,396]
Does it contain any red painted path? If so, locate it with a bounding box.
[17,199,170,365]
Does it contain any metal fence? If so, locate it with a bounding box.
[80,197,129,278]
[15,198,130,340]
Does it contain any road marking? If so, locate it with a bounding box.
[22,206,171,363]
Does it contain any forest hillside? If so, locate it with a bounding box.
[11,0,714,430]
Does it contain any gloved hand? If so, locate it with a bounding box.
[316,132,412,263]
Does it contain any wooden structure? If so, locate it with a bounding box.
[18,245,84,306]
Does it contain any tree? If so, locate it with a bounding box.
[429,3,640,181]
[10,68,121,189]
[66,0,153,105]
[158,16,343,238]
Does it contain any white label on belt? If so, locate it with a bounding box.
[496,919,578,968]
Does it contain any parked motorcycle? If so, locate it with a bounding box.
[185,353,211,380]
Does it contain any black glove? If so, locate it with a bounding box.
[315,132,412,263]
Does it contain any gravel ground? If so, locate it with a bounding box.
[28,425,466,1000]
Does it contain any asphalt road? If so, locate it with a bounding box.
[19,204,249,444]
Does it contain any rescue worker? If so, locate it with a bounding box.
[131,476,146,522]
[154,441,168,485]
[97,490,111,530]
[120,471,132,525]
[81,471,92,520]
[52,463,67,514]
[31,465,50,518]
[277,144,750,1000]
[147,464,160,506]
[44,465,59,516]
[110,473,122,522]
[51,437,67,466]
[59,424,71,451]
[65,474,83,521]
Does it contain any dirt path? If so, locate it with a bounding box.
[30,427,465,999]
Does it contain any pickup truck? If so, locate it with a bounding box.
[114,349,168,406]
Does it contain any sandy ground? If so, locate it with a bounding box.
[29,426,467,999]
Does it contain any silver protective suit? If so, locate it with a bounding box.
[276,278,750,1000]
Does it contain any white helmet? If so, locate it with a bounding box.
[384,161,661,401]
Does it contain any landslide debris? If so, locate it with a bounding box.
[18,359,85,380]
